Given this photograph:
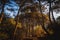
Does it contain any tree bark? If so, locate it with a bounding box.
[0,4,4,24]
[0,0,8,24]
[51,9,56,23]
[49,1,52,24]
[13,7,20,40]
[38,0,49,34]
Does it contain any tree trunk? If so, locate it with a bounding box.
[13,7,20,40]
[0,4,4,24]
[49,1,52,24]
[51,9,56,23]
[0,0,8,24]
[38,0,49,34]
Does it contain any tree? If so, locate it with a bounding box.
[46,0,60,24]
[12,0,26,40]
[0,0,9,24]
[38,0,49,34]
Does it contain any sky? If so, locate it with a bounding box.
[0,0,60,19]
[0,0,19,18]
[4,0,19,18]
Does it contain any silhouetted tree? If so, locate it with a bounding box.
[38,0,49,34]
[0,0,9,24]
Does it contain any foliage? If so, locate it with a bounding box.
[0,0,60,40]
[0,32,9,40]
